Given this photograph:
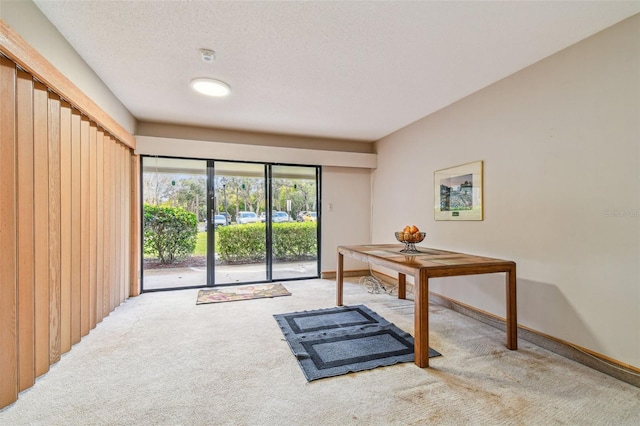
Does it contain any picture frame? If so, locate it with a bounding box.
[434,160,483,221]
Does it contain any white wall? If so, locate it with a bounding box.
[373,15,639,368]
[0,0,136,134]
[321,167,372,272]
[135,136,376,169]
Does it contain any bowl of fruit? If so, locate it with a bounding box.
[395,225,425,253]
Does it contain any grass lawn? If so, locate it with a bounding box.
[194,231,207,255]
[194,231,220,255]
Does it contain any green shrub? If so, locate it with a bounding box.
[217,222,317,263]
[272,222,317,259]
[143,204,198,264]
[217,223,266,263]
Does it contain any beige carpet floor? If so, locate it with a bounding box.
[1,278,639,425]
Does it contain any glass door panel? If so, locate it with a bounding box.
[271,165,319,280]
[142,157,208,290]
[213,161,267,284]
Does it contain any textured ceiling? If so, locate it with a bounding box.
[33,1,640,142]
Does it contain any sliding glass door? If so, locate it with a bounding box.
[141,156,320,291]
[142,157,208,290]
[270,165,319,280]
[212,161,267,284]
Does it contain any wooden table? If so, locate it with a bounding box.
[336,244,517,368]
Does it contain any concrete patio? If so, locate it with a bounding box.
[142,260,318,290]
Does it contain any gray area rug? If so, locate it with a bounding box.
[274,305,440,381]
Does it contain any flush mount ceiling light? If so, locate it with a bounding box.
[190,78,231,97]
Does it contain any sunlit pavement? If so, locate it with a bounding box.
[142,261,318,290]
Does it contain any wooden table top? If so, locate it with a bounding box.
[338,244,515,277]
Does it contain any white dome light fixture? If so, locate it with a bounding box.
[190,78,231,97]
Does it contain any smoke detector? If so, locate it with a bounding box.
[199,48,216,63]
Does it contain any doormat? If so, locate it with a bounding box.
[196,283,291,305]
[273,305,440,381]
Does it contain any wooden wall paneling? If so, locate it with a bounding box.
[59,101,72,355]
[102,135,111,318]
[32,82,50,377]
[0,24,139,410]
[70,111,81,345]
[0,57,18,408]
[95,129,104,323]
[130,154,141,297]
[16,70,35,391]
[47,92,62,365]
[89,124,97,330]
[80,118,90,337]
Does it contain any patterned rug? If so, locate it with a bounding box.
[196,283,291,305]
[274,305,440,381]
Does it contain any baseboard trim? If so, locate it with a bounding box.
[364,271,640,388]
[321,269,370,280]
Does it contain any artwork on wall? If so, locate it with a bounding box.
[434,160,483,221]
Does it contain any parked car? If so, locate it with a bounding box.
[236,211,259,224]
[303,211,317,222]
[296,211,309,222]
[214,214,227,228]
[272,211,291,223]
[259,212,266,222]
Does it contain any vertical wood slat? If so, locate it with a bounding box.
[0,57,18,408]
[119,145,124,300]
[59,101,72,355]
[120,146,127,302]
[111,139,118,311]
[112,143,117,306]
[126,149,132,297]
[120,145,127,302]
[130,154,141,297]
[80,118,90,337]
[16,71,35,392]
[89,125,97,330]
[102,135,111,318]
[33,82,50,377]
[95,129,104,323]
[48,93,62,365]
[70,111,81,345]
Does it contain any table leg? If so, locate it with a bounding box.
[398,273,406,299]
[506,264,518,350]
[414,270,430,368]
[336,252,344,306]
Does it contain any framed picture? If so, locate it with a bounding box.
[434,160,483,221]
